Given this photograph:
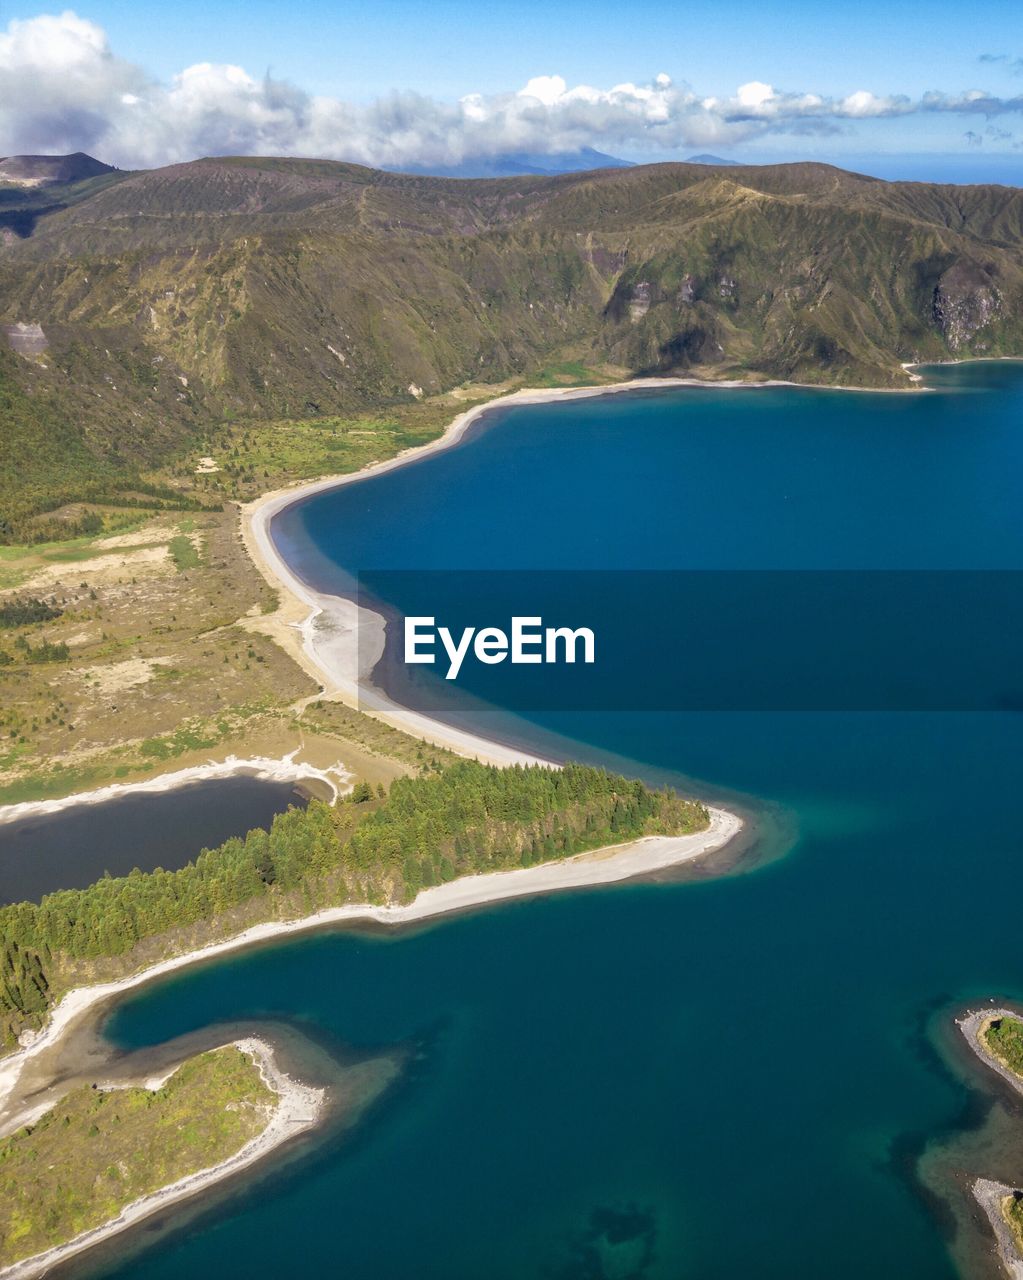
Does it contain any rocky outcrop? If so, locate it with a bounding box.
[933,261,1001,350]
[2,322,47,358]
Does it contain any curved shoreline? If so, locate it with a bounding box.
[0,1037,325,1280]
[959,1009,1023,1103]
[0,805,742,1131]
[1,375,759,1272]
[958,1009,1023,1278]
[0,751,351,825]
[240,373,926,768]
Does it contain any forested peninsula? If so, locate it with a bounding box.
[0,761,708,1047]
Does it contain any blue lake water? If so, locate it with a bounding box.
[94,364,1023,1279]
[0,777,309,904]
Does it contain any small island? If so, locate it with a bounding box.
[0,1040,323,1279]
[959,1009,1023,1279]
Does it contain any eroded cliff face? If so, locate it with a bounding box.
[933,262,1002,351]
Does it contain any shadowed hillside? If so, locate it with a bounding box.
[2,155,1022,519]
[0,153,116,187]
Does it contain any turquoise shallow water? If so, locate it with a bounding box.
[96,364,1023,1279]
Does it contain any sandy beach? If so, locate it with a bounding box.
[240,374,918,767]
[0,750,351,825]
[974,1179,1023,1280]
[0,1037,324,1280]
[0,374,753,1272]
[0,804,741,1132]
[958,1008,1023,1102]
[0,803,742,1278]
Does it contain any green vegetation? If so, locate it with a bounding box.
[179,398,485,504]
[0,762,707,1046]
[11,637,69,664]
[0,598,62,628]
[4,156,1023,518]
[984,1015,1023,1078]
[300,700,457,771]
[0,1046,271,1267]
[1005,1194,1023,1254]
[0,503,313,789]
[168,534,200,571]
[532,360,613,388]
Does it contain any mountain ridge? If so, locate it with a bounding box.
[386,146,634,178]
[0,152,116,188]
[2,155,1022,521]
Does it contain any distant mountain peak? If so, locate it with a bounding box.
[387,147,634,179]
[686,154,741,166]
[0,152,115,188]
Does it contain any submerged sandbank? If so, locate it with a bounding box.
[0,1037,324,1280]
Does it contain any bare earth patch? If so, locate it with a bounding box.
[76,657,173,697]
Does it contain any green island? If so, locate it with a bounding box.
[0,1046,272,1268]
[0,761,708,1047]
[1006,1194,1023,1256]
[969,1014,1023,1264]
[983,1015,1023,1080]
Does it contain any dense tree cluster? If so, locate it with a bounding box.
[0,599,62,629]
[0,761,707,1045]
[10,638,70,664]
[1,939,50,1023]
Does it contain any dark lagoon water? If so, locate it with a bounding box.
[92,363,1023,1280]
[0,777,308,903]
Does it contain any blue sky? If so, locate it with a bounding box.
[27,0,1021,103]
[0,0,1021,177]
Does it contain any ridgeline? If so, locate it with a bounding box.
[2,155,1023,521]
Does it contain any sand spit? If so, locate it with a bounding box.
[0,376,756,1270]
[0,806,741,1133]
[0,750,351,826]
[0,1037,324,1280]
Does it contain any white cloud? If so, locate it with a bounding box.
[736,81,777,110]
[1,10,1022,169]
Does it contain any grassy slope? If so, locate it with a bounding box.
[0,507,312,789]
[0,1046,272,1267]
[984,1015,1023,1077]
[2,157,1023,519]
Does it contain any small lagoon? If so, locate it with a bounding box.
[0,776,309,904]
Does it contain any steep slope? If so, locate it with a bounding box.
[1,156,1022,520]
[0,152,115,187]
